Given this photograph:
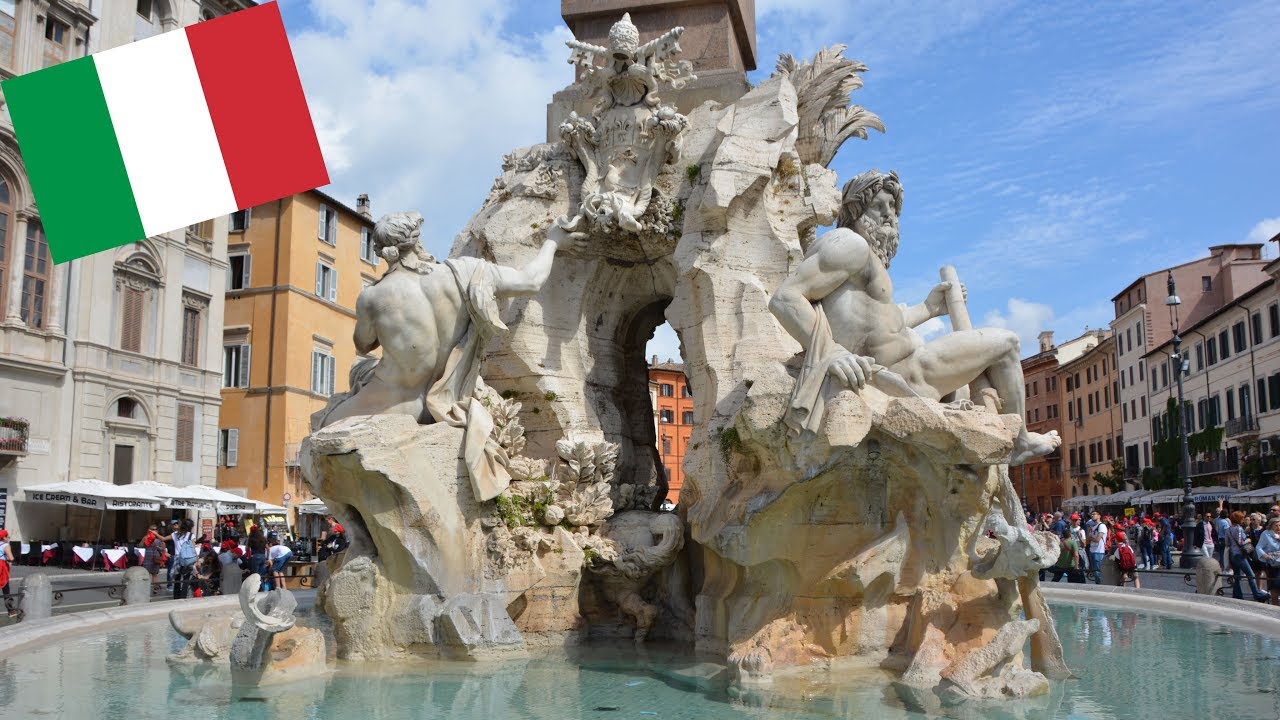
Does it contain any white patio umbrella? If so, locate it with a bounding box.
[296,497,329,515]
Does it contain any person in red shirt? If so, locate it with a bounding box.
[0,530,14,616]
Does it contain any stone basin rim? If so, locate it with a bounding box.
[1041,585,1280,638]
[0,591,316,657]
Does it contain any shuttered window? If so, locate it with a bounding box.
[219,428,238,467]
[121,286,144,351]
[181,307,200,366]
[223,344,251,388]
[311,350,336,396]
[176,403,194,462]
[20,222,49,328]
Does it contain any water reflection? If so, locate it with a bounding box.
[0,603,1276,719]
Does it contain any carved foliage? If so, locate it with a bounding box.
[774,45,885,167]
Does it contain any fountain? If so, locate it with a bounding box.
[3,10,1279,720]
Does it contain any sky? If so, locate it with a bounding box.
[273,0,1280,363]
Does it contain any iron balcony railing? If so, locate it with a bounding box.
[1070,464,1089,477]
[0,419,29,455]
[1224,415,1258,438]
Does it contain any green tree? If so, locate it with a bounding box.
[1092,458,1128,493]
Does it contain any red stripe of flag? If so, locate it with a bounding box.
[186,1,328,209]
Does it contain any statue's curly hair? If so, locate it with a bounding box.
[837,170,902,229]
[373,211,424,262]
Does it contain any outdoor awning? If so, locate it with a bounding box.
[296,497,329,515]
[22,479,162,512]
[1137,486,1237,504]
[127,481,258,514]
[1229,484,1280,503]
[254,500,288,513]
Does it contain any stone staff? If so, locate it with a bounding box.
[940,265,972,404]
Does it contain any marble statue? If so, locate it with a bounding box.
[559,13,693,234]
[314,211,584,501]
[768,169,1062,464]
[167,608,241,667]
[230,575,327,686]
[588,510,686,643]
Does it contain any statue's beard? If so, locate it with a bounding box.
[398,245,436,275]
[855,216,899,269]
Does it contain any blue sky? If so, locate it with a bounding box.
[274,0,1280,362]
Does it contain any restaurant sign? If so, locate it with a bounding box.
[26,491,160,512]
[165,498,215,512]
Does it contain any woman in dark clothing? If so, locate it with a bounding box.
[247,526,269,591]
[140,526,165,594]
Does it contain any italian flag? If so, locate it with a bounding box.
[3,1,327,263]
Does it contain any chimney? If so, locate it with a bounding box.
[651,354,658,365]
[1037,331,1054,352]
[356,193,371,219]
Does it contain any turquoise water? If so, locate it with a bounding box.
[0,603,1277,719]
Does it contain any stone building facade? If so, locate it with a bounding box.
[1057,332,1124,501]
[0,0,252,541]
[1111,244,1268,485]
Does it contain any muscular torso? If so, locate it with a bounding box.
[820,237,922,368]
[360,264,469,391]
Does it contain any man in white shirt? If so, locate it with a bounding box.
[266,536,293,591]
[1088,511,1108,585]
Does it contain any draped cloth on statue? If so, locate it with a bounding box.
[784,303,842,436]
[424,257,512,502]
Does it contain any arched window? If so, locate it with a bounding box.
[0,178,9,318]
[114,253,160,353]
[20,220,49,328]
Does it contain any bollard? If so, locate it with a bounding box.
[20,573,52,620]
[1101,556,1121,586]
[1194,556,1223,595]
[122,566,152,605]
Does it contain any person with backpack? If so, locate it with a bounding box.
[157,518,197,600]
[1214,508,1231,567]
[1138,518,1156,570]
[1087,511,1108,585]
[1226,510,1269,602]
[1112,534,1140,588]
[1158,513,1175,568]
[1050,529,1085,583]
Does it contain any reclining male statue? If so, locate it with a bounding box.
[768,170,1060,464]
[313,211,584,499]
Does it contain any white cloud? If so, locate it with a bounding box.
[982,298,1114,358]
[289,0,574,258]
[915,316,946,340]
[1246,217,1280,244]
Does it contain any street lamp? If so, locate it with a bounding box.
[1166,272,1202,568]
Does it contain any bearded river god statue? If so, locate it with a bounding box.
[300,16,1071,705]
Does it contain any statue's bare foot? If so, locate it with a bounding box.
[1011,430,1061,465]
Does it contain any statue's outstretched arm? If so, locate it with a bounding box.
[492,224,587,296]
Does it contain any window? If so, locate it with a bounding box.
[1032,381,1038,396]
[43,18,69,67]
[360,227,377,264]
[1025,383,1031,398]
[1252,312,1263,345]
[1068,401,1074,421]
[218,428,238,467]
[228,253,250,290]
[180,306,200,366]
[1227,388,1236,421]
[20,222,50,328]
[1138,361,1144,381]
[0,180,8,318]
[176,403,194,462]
[1209,395,1221,427]
[311,350,336,396]
[1076,398,1082,420]
[1198,399,1207,430]
[1123,404,1128,422]
[1137,321,1143,345]
[1202,276,1212,292]
[660,409,674,423]
[660,383,674,397]
[1258,378,1268,414]
[318,204,337,245]
[1121,372,1126,390]
[1106,438,1113,460]
[1104,385,1110,407]
[682,385,692,398]
[136,0,153,20]
[1233,321,1247,354]
[1066,376,1073,392]
[0,1,14,70]
[1270,304,1280,338]
[1195,343,1203,371]
[1270,373,1280,411]
[316,261,338,302]
[1207,337,1218,365]
[1069,447,1076,467]
[1129,366,1134,385]
[1074,372,1081,389]
[223,344,250,388]
[116,398,136,419]
[1088,395,1094,415]
[1219,330,1230,360]
[120,285,144,351]
[682,410,694,425]
[1241,384,1252,419]
[229,209,250,232]
[1160,363,1168,389]
[1141,396,1146,417]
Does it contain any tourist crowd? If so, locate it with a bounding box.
[1032,503,1280,604]
[135,516,348,600]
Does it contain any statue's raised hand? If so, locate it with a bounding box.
[924,281,967,318]
[548,219,589,254]
[827,350,876,390]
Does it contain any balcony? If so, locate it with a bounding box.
[1224,415,1258,438]
[0,418,29,456]
[1070,464,1089,478]
[1188,455,1239,477]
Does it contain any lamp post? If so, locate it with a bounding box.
[1166,272,1202,568]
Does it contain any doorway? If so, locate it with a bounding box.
[112,444,134,485]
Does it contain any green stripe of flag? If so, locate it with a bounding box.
[4,56,144,264]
